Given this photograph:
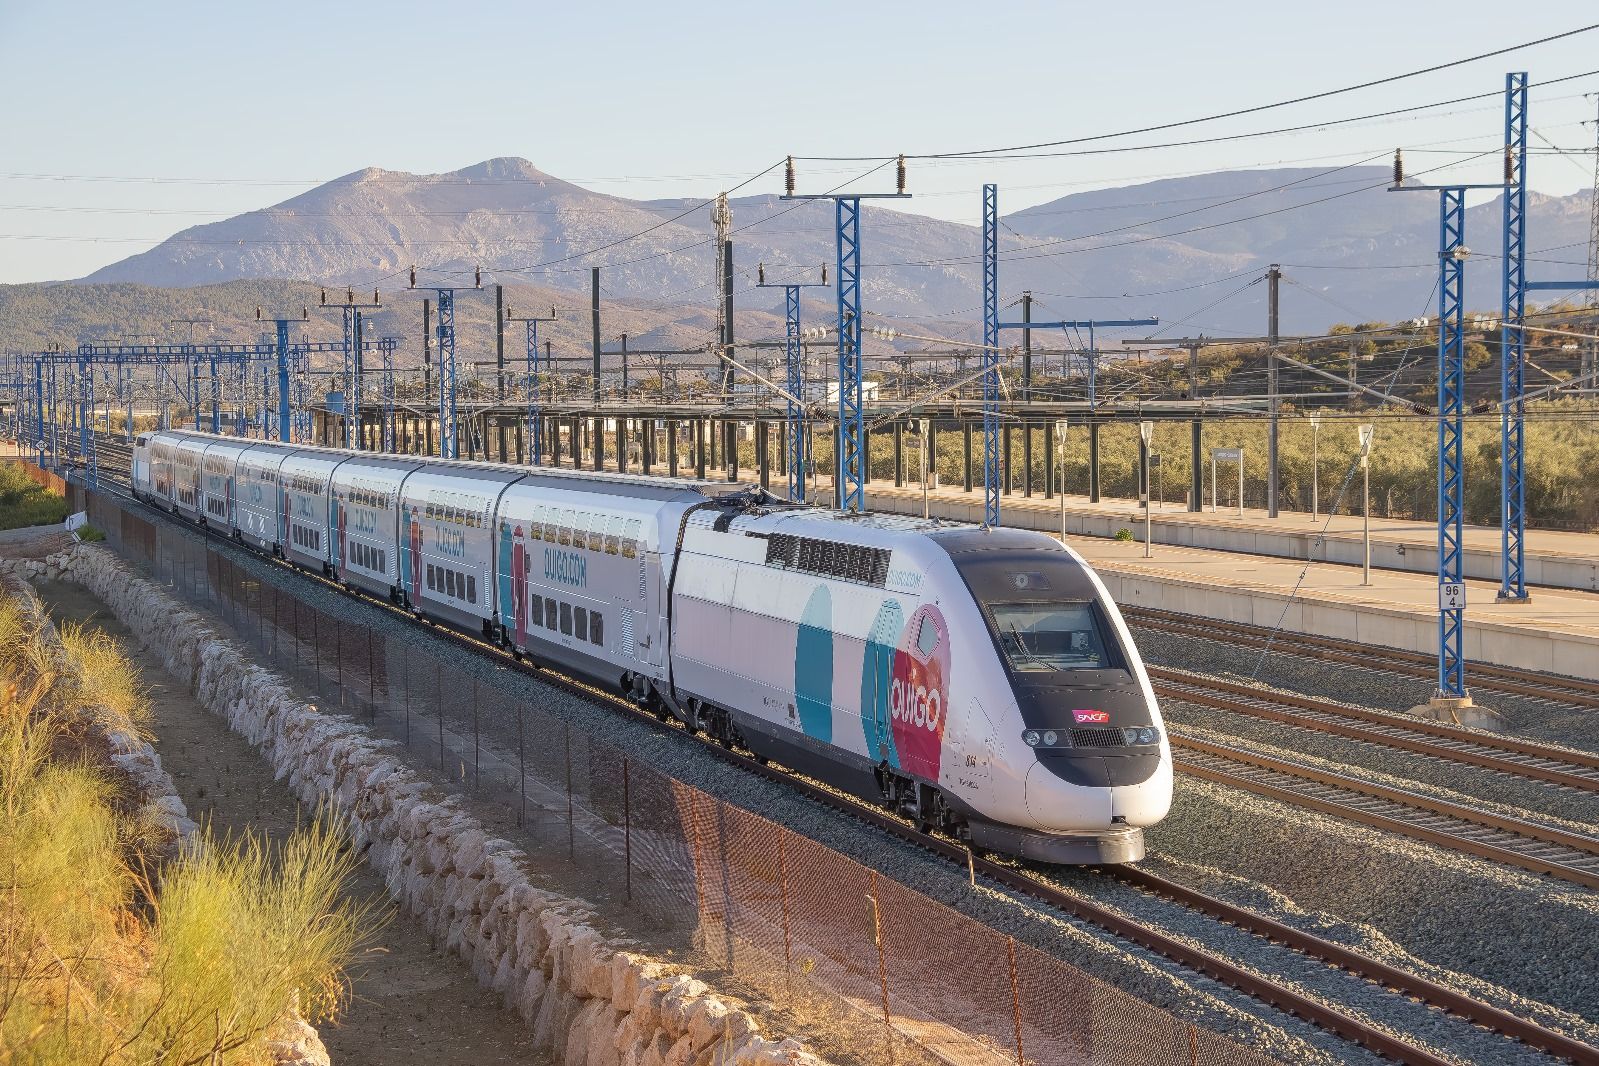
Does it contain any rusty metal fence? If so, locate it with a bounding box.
[81,486,1280,1066]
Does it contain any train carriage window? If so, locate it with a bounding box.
[621,519,641,559]
[589,613,603,646]
[466,575,475,603]
[916,615,940,657]
[446,571,457,598]
[426,564,435,591]
[603,516,620,555]
[530,596,543,627]
[586,516,604,553]
[573,606,588,642]
[544,597,557,630]
[559,602,572,636]
[558,510,574,547]
[378,549,385,572]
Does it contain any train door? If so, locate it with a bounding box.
[639,549,664,669]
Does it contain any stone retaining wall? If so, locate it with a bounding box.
[46,544,830,1066]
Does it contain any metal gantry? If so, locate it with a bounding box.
[758,264,828,502]
[782,156,910,512]
[505,305,557,465]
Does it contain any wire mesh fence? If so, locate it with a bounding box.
[82,486,1281,1066]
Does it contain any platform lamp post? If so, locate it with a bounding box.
[918,418,930,519]
[1055,419,1067,543]
[1139,420,1154,558]
[1358,424,1374,586]
[1310,413,1322,520]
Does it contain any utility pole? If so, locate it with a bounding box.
[1266,263,1282,518]
[1586,92,1599,395]
[620,332,629,400]
[591,267,602,405]
[1021,291,1032,498]
[495,283,506,401]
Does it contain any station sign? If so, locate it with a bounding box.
[1211,448,1242,463]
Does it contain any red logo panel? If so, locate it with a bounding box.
[1073,709,1109,724]
[889,605,950,782]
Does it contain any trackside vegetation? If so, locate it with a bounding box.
[0,588,377,1065]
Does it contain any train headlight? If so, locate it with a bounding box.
[1022,729,1041,747]
[1041,730,1059,747]
[1122,726,1161,746]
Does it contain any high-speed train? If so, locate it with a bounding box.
[133,428,1171,863]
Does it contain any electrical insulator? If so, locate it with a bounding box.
[784,156,795,196]
[255,307,262,320]
[758,262,765,285]
[1503,145,1514,184]
[302,308,309,320]
[409,265,417,288]
[1393,149,1404,187]
[896,154,906,195]
[320,288,327,306]
[346,288,355,305]
[821,264,828,285]
[373,288,380,305]
[475,266,482,288]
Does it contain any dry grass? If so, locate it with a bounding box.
[0,586,379,1065]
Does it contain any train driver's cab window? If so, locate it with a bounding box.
[990,602,1113,673]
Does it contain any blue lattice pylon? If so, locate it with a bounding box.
[1499,71,1530,603]
[1437,187,1469,698]
[982,184,1001,527]
[836,197,865,511]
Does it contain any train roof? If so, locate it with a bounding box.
[148,429,760,501]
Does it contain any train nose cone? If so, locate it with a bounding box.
[1023,760,1113,832]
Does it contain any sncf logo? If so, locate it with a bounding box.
[1073,709,1109,724]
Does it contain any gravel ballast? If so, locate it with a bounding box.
[113,497,1368,1065]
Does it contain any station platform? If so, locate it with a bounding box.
[1066,536,1599,682]
[855,481,1599,594]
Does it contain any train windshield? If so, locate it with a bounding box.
[990,601,1116,673]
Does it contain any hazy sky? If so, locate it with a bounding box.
[1,2,1595,284]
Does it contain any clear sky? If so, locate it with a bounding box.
[1,1,1595,284]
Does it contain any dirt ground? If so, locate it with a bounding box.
[32,577,548,1066]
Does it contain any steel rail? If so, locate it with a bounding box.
[1127,604,1599,709]
[1172,731,1599,891]
[86,475,1599,1066]
[1152,668,1599,793]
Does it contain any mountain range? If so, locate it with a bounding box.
[68,156,1599,339]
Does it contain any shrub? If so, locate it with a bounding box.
[0,594,378,1064]
[1114,528,1134,541]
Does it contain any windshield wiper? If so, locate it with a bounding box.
[1007,622,1053,671]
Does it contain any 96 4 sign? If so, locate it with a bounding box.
[1438,582,1466,611]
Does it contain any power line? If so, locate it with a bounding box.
[803,27,1599,162]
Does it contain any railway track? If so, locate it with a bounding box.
[1153,667,1599,795]
[1128,604,1599,711]
[89,475,1599,1066]
[1171,730,1599,891]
